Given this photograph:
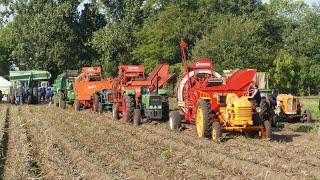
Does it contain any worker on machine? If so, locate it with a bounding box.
[250,84,261,109]
[259,93,271,121]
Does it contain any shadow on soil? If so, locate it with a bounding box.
[271,133,300,143]
[0,108,10,178]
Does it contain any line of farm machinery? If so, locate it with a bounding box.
[39,40,312,141]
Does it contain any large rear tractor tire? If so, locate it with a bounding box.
[93,93,100,113]
[195,99,212,138]
[133,109,142,126]
[123,95,135,123]
[303,110,312,123]
[211,121,222,142]
[161,95,169,121]
[112,103,119,120]
[262,120,272,140]
[74,100,81,111]
[169,111,181,130]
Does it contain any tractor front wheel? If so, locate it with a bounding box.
[169,111,181,130]
[112,103,119,120]
[195,99,212,138]
[211,121,221,142]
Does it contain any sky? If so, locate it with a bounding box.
[77,0,92,12]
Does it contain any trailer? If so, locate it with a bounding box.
[9,70,51,104]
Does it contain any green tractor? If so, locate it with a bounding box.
[53,70,78,109]
[141,88,169,121]
[9,70,51,104]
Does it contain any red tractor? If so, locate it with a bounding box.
[73,66,113,113]
[112,64,172,125]
[169,41,272,141]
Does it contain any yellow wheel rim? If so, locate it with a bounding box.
[212,128,217,140]
[196,107,205,137]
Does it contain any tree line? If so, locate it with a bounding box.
[0,0,319,95]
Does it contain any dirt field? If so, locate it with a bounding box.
[0,103,320,179]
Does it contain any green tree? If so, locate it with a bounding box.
[193,14,272,72]
[3,0,81,77]
[91,0,144,76]
[76,1,107,67]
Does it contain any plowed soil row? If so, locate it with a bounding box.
[1,104,320,179]
[2,106,40,179]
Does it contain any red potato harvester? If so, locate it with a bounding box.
[73,66,112,113]
[169,41,272,141]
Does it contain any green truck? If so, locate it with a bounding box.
[9,70,51,104]
[52,70,78,109]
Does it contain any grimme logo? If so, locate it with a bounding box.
[195,62,210,67]
[128,66,139,70]
[88,86,97,89]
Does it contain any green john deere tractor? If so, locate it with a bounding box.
[141,88,169,121]
[53,70,78,109]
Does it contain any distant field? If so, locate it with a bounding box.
[300,96,320,122]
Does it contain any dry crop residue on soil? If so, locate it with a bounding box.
[0,104,320,179]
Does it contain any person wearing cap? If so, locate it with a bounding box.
[250,84,261,109]
[259,93,270,121]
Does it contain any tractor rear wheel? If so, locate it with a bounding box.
[112,103,119,120]
[133,109,142,126]
[303,110,312,123]
[195,99,212,138]
[161,95,169,121]
[211,121,221,142]
[74,100,81,111]
[123,95,135,123]
[262,120,272,140]
[169,111,181,130]
[93,94,100,113]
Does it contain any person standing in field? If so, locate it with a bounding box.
[16,83,24,105]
